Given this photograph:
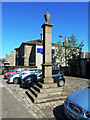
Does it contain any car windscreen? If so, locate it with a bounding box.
[19,69,27,74]
[36,70,42,74]
[24,74,36,80]
[13,68,18,71]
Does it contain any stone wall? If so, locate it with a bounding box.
[6,51,15,66]
[24,45,32,66]
[16,45,24,66]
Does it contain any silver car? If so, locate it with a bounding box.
[64,87,90,120]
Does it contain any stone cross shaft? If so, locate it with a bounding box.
[41,23,54,84]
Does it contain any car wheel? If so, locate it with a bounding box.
[58,80,65,87]
[13,78,19,84]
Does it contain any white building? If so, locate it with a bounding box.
[14,32,56,69]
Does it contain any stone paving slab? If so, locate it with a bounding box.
[1,75,88,119]
[2,87,34,118]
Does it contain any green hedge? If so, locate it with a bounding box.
[9,66,37,70]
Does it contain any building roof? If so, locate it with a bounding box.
[14,39,56,50]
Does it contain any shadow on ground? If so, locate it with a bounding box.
[53,104,69,120]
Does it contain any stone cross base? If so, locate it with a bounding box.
[26,82,66,103]
[41,77,54,84]
[42,63,54,84]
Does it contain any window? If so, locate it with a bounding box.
[52,70,59,75]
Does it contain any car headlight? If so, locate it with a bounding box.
[5,73,7,75]
[85,111,90,118]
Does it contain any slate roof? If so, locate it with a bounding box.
[14,39,56,50]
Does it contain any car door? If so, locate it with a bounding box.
[52,70,60,83]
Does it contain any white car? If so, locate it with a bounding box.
[7,68,39,84]
[19,69,39,80]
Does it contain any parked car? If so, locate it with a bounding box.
[4,67,27,79]
[21,69,65,88]
[64,87,90,120]
[21,69,42,88]
[2,69,12,75]
[7,68,39,84]
[20,74,37,88]
[19,68,39,81]
[2,61,10,75]
[7,69,28,84]
[36,69,65,87]
[52,69,65,87]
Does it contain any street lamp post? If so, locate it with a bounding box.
[59,36,67,67]
[78,49,82,77]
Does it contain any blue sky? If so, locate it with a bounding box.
[2,2,88,58]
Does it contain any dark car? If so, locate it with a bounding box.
[36,69,65,87]
[21,69,65,88]
[52,69,65,87]
[21,74,37,88]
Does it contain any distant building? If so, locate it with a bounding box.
[0,59,5,67]
[14,39,55,69]
[6,51,16,66]
[81,52,90,78]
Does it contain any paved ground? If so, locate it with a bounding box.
[1,77,34,119]
[2,87,35,118]
[1,75,88,119]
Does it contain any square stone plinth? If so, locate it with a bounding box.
[26,82,66,104]
[41,77,54,84]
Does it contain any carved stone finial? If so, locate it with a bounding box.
[44,9,50,24]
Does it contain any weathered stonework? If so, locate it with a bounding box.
[16,44,24,66]
[6,51,15,66]
[41,23,54,84]
[24,45,32,66]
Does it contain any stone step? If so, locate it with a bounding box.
[29,84,63,98]
[29,87,39,97]
[26,83,66,103]
[32,84,63,93]
[32,85,41,92]
[36,82,58,89]
[37,91,62,99]
[35,95,67,103]
[25,89,36,103]
[36,82,43,88]
[40,87,63,93]
[26,88,67,103]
